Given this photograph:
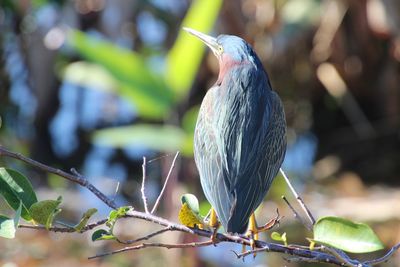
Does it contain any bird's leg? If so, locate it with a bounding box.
[208,208,219,245]
[245,210,282,256]
[244,213,258,256]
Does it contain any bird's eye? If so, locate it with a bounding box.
[218,45,224,53]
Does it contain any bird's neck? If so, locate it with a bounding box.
[216,54,258,86]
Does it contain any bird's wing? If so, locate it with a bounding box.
[193,87,234,227]
[217,70,287,232]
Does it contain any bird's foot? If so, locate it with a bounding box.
[257,209,282,232]
[207,208,220,246]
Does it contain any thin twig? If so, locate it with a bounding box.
[151,151,180,214]
[363,243,400,266]
[282,195,312,231]
[280,168,315,225]
[141,156,150,213]
[89,240,215,259]
[322,246,362,267]
[0,146,117,209]
[117,227,173,244]
[19,219,107,233]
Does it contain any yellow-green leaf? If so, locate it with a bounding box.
[29,198,62,229]
[313,216,384,253]
[74,208,97,232]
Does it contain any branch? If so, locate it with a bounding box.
[117,227,174,244]
[140,156,150,213]
[0,146,117,209]
[151,151,179,214]
[280,168,316,226]
[89,240,215,259]
[282,195,311,231]
[363,243,400,266]
[18,219,107,233]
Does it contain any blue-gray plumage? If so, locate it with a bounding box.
[185,28,286,234]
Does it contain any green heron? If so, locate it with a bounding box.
[184,28,287,244]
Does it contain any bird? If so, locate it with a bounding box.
[184,27,287,243]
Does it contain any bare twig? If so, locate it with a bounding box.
[280,168,316,226]
[282,195,312,231]
[151,151,180,214]
[89,240,215,259]
[19,219,108,233]
[0,146,117,209]
[322,246,361,267]
[141,156,150,213]
[363,243,400,266]
[117,227,173,244]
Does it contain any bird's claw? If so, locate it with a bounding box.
[258,208,282,232]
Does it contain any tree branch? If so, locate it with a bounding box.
[0,146,117,209]
[2,147,399,266]
[280,168,316,226]
[141,156,150,213]
[151,151,179,214]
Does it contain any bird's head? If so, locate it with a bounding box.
[183,27,261,83]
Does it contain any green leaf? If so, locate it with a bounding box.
[107,206,133,229]
[199,201,211,217]
[181,194,200,215]
[29,197,62,229]
[165,0,223,99]
[0,215,16,239]
[74,208,98,232]
[92,124,189,155]
[271,231,288,246]
[63,62,119,93]
[313,216,384,253]
[66,29,173,119]
[0,168,38,221]
[92,229,116,241]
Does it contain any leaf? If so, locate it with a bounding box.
[0,215,15,239]
[178,203,203,228]
[179,194,204,228]
[271,231,288,246]
[29,197,62,229]
[74,208,98,232]
[0,168,38,221]
[313,216,384,253]
[92,124,190,155]
[107,206,132,229]
[63,62,119,93]
[92,229,115,241]
[165,0,223,99]
[66,29,173,119]
[181,194,200,215]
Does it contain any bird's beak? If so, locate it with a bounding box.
[183,27,220,56]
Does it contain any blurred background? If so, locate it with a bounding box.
[0,0,400,266]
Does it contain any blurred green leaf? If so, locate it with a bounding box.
[166,0,223,99]
[313,216,384,253]
[93,124,191,155]
[0,215,15,239]
[0,168,38,221]
[67,30,173,119]
[29,197,62,229]
[74,208,98,232]
[63,62,118,93]
[182,105,199,134]
[0,202,21,239]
